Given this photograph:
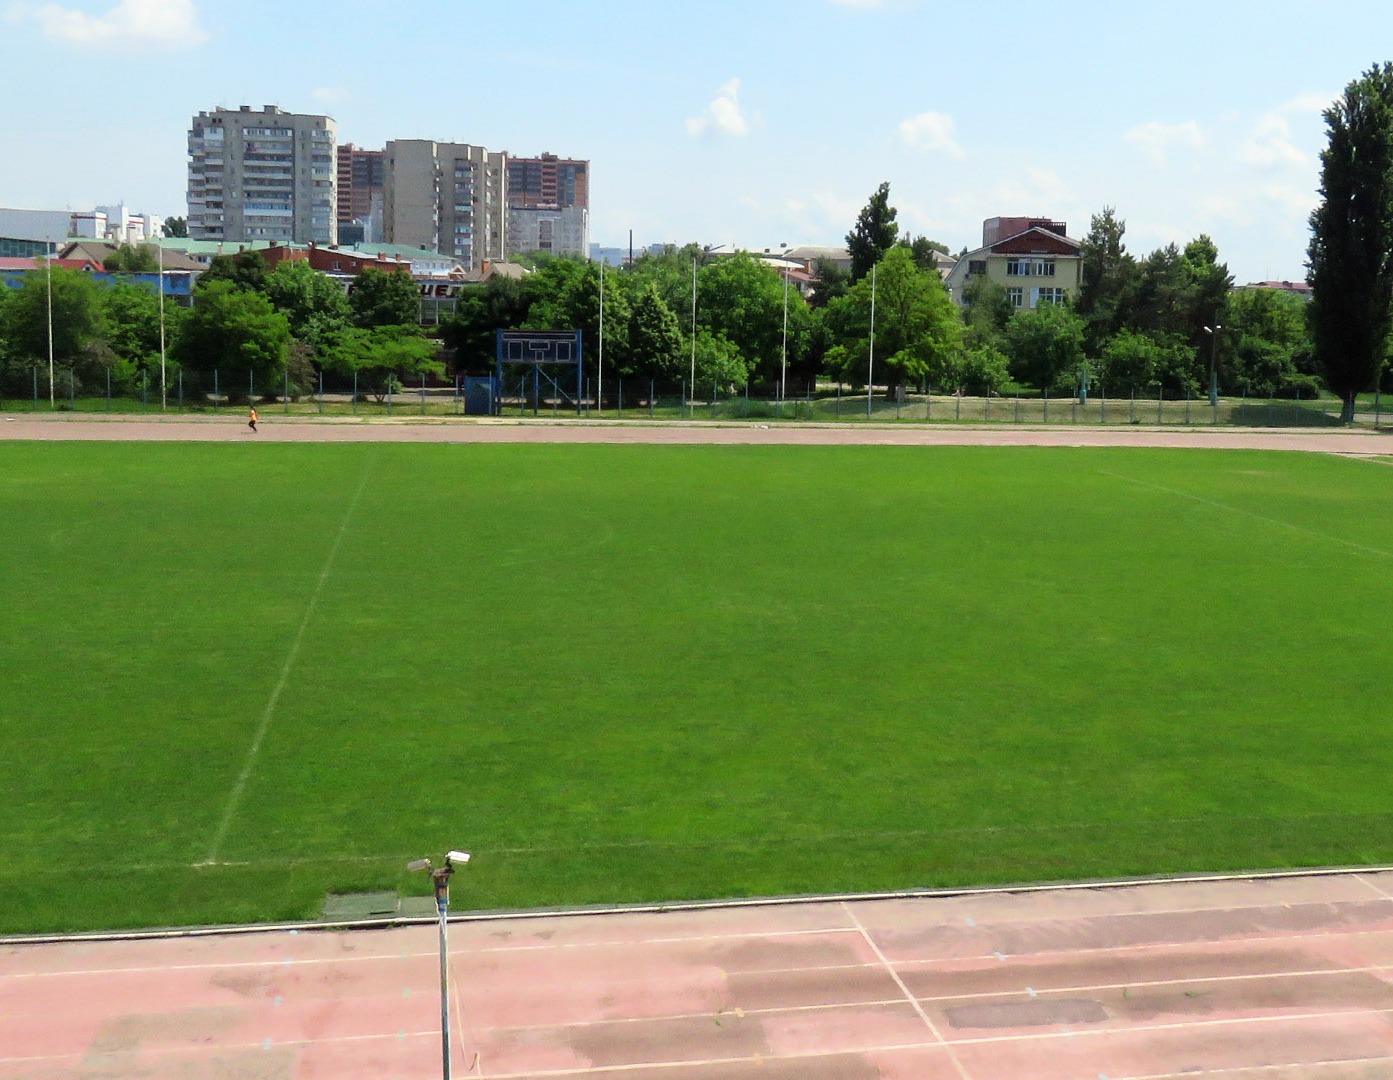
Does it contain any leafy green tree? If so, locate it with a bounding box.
[199,251,268,293]
[349,266,420,328]
[1099,329,1162,393]
[960,344,1011,396]
[103,243,159,274]
[1005,300,1086,391]
[3,267,106,391]
[522,259,630,370]
[1308,62,1393,421]
[162,217,188,238]
[174,280,290,400]
[263,260,351,355]
[807,258,849,309]
[1180,235,1233,348]
[325,325,442,400]
[697,253,807,386]
[102,281,178,394]
[823,246,961,393]
[1075,207,1138,355]
[961,275,1014,350]
[901,234,950,272]
[846,181,898,282]
[440,276,530,375]
[1226,287,1315,395]
[622,282,685,381]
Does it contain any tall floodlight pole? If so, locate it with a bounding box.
[597,259,604,413]
[1203,324,1222,408]
[780,267,789,405]
[46,242,55,407]
[409,850,471,1080]
[158,240,168,410]
[690,255,698,412]
[866,261,876,418]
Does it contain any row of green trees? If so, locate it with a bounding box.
[0,252,440,403]
[440,189,1320,403]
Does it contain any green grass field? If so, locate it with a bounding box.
[2,441,1392,934]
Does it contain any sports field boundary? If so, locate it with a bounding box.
[6,863,1392,948]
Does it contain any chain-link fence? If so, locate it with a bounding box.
[1,368,1386,428]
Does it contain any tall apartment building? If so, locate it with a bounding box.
[187,105,337,245]
[506,153,589,258]
[336,143,384,243]
[383,140,506,271]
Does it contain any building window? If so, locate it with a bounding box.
[1007,287,1024,308]
[968,260,987,276]
[1006,258,1026,276]
[1034,287,1067,307]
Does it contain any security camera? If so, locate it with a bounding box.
[406,858,432,872]
[446,850,471,865]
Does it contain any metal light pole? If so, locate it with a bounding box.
[46,243,55,407]
[158,241,168,410]
[1203,324,1222,408]
[690,255,697,414]
[779,243,789,405]
[409,850,471,1080]
[597,259,604,413]
[866,261,876,418]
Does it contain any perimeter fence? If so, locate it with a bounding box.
[1,368,1387,430]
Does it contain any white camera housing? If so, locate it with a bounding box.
[446,850,471,865]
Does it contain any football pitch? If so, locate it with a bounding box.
[2,440,1391,934]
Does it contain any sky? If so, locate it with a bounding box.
[1,0,1390,283]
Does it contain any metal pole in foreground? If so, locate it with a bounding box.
[409,850,470,1080]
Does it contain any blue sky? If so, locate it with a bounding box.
[1,0,1389,282]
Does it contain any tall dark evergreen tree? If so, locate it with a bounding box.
[1308,63,1393,422]
[846,182,898,282]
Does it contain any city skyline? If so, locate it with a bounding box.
[2,0,1391,282]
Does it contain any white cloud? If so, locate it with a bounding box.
[1123,120,1205,166]
[686,78,750,138]
[897,111,964,158]
[991,166,1072,211]
[1235,94,1327,170]
[6,0,206,48]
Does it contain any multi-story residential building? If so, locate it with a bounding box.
[383,140,506,272]
[187,105,338,245]
[944,217,1081,311]
[336,143,384,244]
[506,152,589,259]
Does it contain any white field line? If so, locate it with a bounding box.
[842,900,973,1080]
[1098,468,1393,560]
[203,461,373,864]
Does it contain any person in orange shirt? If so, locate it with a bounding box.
[248,405,258,433]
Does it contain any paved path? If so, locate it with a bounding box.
[2,414,1391,454]
[6,872,1393,1079]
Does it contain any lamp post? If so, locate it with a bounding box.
[409,850,471,1080]
[779,242,789,406]
[45,242,55,407]
[1203,324,1222,408]
[866,261,877,418]
[158,240,167,410]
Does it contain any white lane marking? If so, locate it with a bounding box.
[203,460,373,863]
[1098,468,1393,560]
[842,900,973,1080]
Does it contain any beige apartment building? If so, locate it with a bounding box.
[187,105,337,245]
[383,140,506,272]
[945,217,1082,310]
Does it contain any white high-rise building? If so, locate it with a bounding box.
[383,140,506,271]
[187,105,337,245]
